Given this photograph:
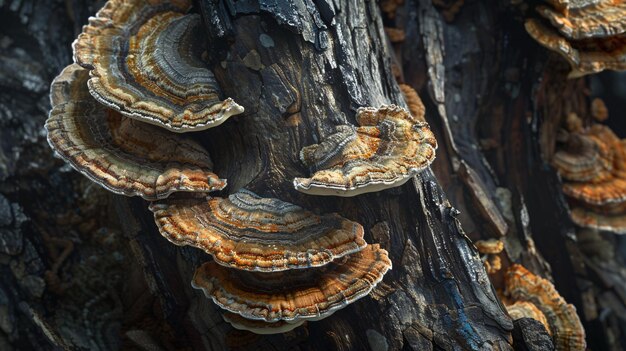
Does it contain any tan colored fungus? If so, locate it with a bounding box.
[150,189,366,271]
[505,264,586,351]
[191,244,392,323]
[294,105,437,196]
[506,301,552,336]
[46,64,226,200]
[73,0,244,132]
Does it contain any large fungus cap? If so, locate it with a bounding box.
[73,0,244,132]
[552,129,613,183]
[537,0,626,40]
[525,17,626,78]
[191,244,392,324]
[149,189,366,271]
[505,264,586,351]
[569,206,626,234]
[46,64,226,200]
[293,105,437,196]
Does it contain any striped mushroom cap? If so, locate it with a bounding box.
[45,64,226,200]
[525,0,626,77]
[191,245,391,327]
[505,264,586,351]
[73,0,243,132]
[149,189,366,271]
[294,105,437,196]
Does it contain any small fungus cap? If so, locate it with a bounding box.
[294,105,437,197]
[506,301,552,336]
[149,189,367,271]
[191,244,392,323]
[73,0,244,132]
[45,64,226,200]
[505,264,586,351]
[474,239,504,255]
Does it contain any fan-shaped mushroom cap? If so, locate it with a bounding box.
[46,64,226,200]
[537,1,626,40]
[506,301,552,336]
[552,131,613,183]
[294,105,437,196]
[191,244,391,323]
[505,264,586,351]
[525,16,626,78]
[149,189,366,271]
[569,206,626,233]
[73,0,243,132]
[222,312,304,335]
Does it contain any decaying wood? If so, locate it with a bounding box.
[0,0,625,350]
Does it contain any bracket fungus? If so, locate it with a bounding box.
[191,244,391,325]
[525,0,626,77]
[149,189,367,271]
[474,239,504,274]
[46,64,226,200]
[505,264,586,351]
[506,301,551,336]
[294,105,437,196]
[553,115,626,233]
[73,0,244,132]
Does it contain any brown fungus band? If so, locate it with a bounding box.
[525,0,626,77]
[294,105,437,196]
[46,64,226,200]
[505,264,586,351]
[191,245,391,324]
[73,0,244,132]
[150,189,366,272]
[553,116,626,233]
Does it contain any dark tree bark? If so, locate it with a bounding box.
[0,0,624,350]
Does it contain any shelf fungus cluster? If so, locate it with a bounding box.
[525,0,626,77]
[503,264,586,351]
[474,239,504,274]
[294,105,437,196]
[151,189,391,334]
[552,113,626,233]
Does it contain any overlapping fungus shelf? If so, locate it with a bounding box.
[505,264,586,351]
[222,312,304,335]
[293,105,437,196]
[73,0,244,132]
[506,301,551,336]
[149,189,367,271]
[45,64,226,200]
[525,0,626,77]
[191,245,391,328]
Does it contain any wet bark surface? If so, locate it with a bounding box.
[0,0,624,350]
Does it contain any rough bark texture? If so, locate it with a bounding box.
[0,0,624,350]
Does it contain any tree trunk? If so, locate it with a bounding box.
[0,0,624,350]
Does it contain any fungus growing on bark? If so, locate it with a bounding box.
[591,98,609,122]
[506,301,551,336]
[294,105,437,196]
[73,0,244,132]
[525,0,626,77]
[505,264,586,351]
[474,239,504,274]
[191,245,391,325]
[149,189,366,271]
[46,64,226,200]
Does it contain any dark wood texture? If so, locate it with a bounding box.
[0,0,624,350]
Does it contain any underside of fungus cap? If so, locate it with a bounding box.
[222,312,304,335]
[191,244,392,324]
[294,105,437,196]
[73,0,244,132]
[569,206,626,234]
[45,64,226,200]
[537,1,626,40]
[149,189,366,271]
[505,264,586,351]
[525,18,626,78]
